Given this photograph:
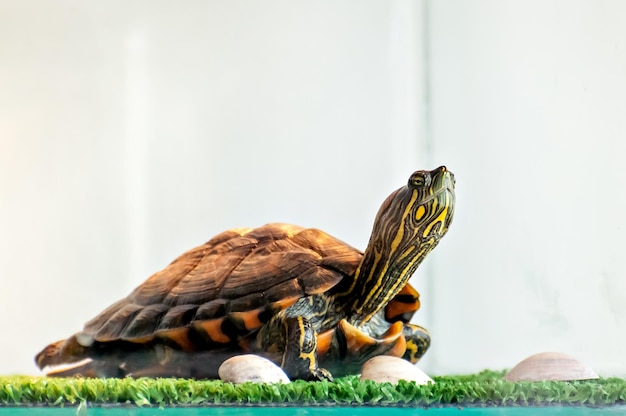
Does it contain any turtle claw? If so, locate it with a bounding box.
[311,367,333,382]
[287,365,333,382]
[316,319,410,376]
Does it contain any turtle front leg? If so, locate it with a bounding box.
[402,323,430,363]
[282,316,332,381]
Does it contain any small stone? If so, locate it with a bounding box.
[360,356,434,384]
[504,352,599,382]
[218,354,290,384]
[75,332,94,347]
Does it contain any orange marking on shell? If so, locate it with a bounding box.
[316,329,335,357]
[157,328,195,351]
[338,320,376,355]
[385,300,417,321]
[385,300,416,321]
[398,284,418,297]
[381,321,404,341]
[238,338,252,352]
[385,284,421,321]
[126,335,155,344]
[195,319,230,344]
[271,296,301,311]
[387,334,407,358]
[231,311,263,331]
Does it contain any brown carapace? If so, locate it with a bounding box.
[36,167,455,380]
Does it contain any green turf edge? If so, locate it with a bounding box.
[1,371,625,408]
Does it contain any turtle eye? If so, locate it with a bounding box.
[408,172,430,189]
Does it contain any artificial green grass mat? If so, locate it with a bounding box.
[1,371,625,408]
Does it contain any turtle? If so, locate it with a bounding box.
[36,166,455,381]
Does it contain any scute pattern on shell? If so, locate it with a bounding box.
[81,224,362,343]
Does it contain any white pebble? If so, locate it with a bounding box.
[360,356,434,384]
[218,354,290,384]
[504,352,599,382]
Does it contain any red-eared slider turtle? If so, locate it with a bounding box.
[36,166,455,380]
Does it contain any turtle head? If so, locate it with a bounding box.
[349,166,455,325]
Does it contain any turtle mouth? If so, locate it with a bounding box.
[417,170,455,206]
[419,185,454,206]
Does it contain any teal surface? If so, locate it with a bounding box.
[2,407,626,416]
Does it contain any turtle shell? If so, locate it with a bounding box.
[37,223,363,370]
[86,223,364,345]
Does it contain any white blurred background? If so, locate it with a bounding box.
[1,0,625,376]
